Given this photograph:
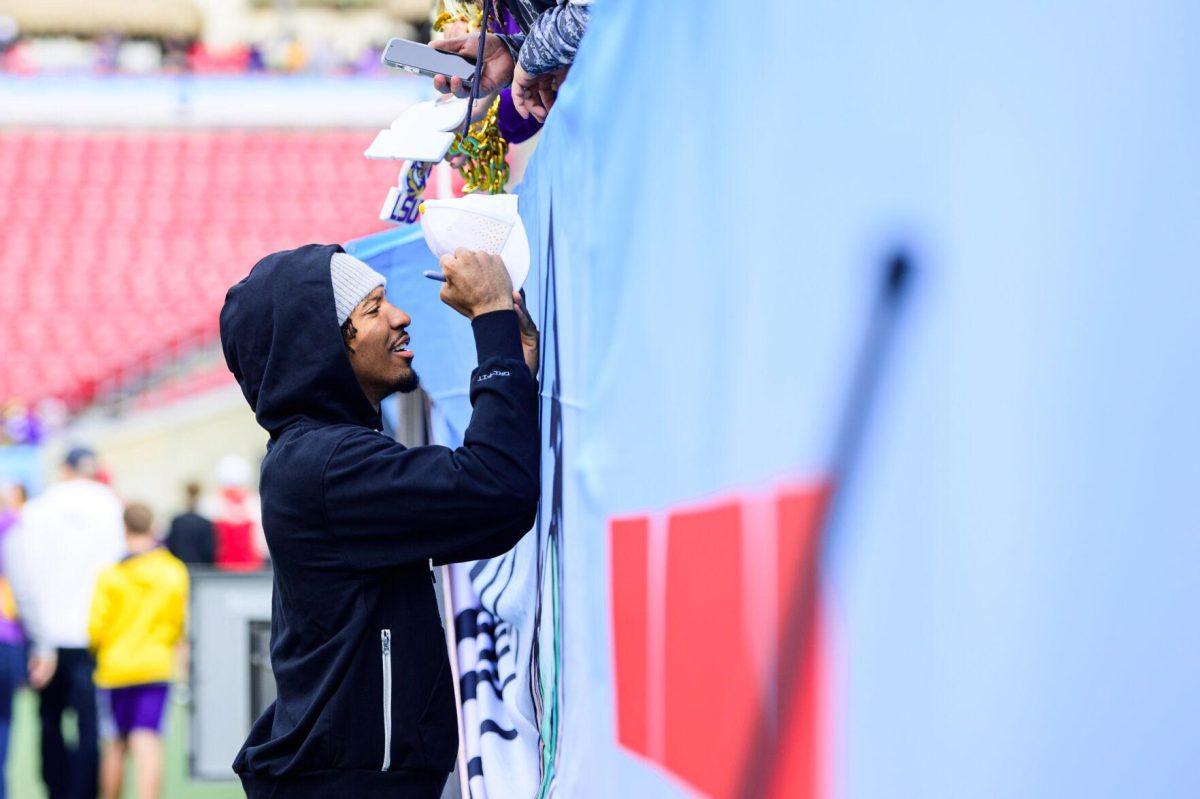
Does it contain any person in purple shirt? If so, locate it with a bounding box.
[441,6,545,145]
[0,484,28,799]
[433,0,591,124]
[490,7,546,143]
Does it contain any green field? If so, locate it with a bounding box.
[5,688,243,798]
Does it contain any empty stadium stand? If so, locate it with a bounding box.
[0,128,439,409]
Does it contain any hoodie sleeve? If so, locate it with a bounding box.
[322,310,540,570]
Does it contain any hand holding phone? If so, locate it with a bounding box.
[382,38,477,86]
[428,33,516,98]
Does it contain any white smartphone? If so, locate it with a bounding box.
[382,38,476,85]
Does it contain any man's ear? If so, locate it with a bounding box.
[340,317,358,354]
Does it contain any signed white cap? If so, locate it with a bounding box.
[420,193,530,290]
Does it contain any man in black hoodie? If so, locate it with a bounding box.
[219,244,540,798]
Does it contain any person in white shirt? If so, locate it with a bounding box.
[5,446,124,799]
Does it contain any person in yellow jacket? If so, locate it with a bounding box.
[88,502,188,799]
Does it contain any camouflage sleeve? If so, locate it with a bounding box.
[496,32,525,63]
[517,0,592,76]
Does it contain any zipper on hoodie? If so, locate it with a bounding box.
[380,629,392,771]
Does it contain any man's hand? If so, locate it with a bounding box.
[431,34,515,98]
[28,652,57,690]
[439,249,514,319]
[513,291,540,378]
[512,65,568,123]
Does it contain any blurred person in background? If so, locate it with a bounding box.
[0,483,27,799]
[221,246,539,798]
[432,0,592,123]
[4,446,124,799]
[0,15,17,55]
[2,400,42,446]
[88,503,188,799]
[164,481,215,567]
[204,455,265,571]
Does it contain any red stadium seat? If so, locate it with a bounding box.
[0,128,398,408]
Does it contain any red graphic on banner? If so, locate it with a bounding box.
[610,483,831,799]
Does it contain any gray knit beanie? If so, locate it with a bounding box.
[330,252,387,326]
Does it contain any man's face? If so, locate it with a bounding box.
[342,287,419,405]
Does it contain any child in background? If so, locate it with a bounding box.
[88,503,188,799]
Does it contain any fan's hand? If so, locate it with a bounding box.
[511,65,568,123]
[513,291,540,379]
[431,34,515,98]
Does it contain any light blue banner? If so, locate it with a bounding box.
[351,1,1200,796]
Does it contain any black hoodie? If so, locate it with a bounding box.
[220,244,539,798]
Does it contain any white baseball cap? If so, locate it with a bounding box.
[420,193,530,290]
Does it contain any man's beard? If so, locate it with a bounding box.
[393,367,421,395]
